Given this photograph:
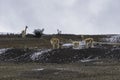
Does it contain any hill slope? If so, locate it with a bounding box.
[0,48,120,63]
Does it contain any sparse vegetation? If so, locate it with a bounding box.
[0,62,120,80]
[33,28,44,38]
[57,29,62,35]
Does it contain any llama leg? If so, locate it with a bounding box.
[57,43,59,49]
[52,44,53,49]
[86,43,88,48]
[53,43,55,49]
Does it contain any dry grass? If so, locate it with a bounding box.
[0,61,120,80]
[0,34,111,48]
[0,38,51,48]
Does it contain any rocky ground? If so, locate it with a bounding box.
[0,47,120,63]
[1,48,120,80]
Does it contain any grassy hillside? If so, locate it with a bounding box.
[0,33,117,48]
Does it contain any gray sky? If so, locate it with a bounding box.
[0,0,120,34]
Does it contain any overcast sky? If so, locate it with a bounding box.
[0,0,120,34]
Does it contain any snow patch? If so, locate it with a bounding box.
[62,43,73,47]
[31,49,51,60]
[32,68,44,71]
[80,59,94,62]
[0,48,10,54]
[62,43,73,48]
[80,57,98,63]
[104,35,120,43]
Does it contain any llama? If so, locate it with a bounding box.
[84,38,94,48]
[50,37,60,49]
[72,41,80,49]
[68,39,80,49]
[21,26,28,38]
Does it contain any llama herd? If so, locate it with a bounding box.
[50,37,94,49]
[21,26,94,49]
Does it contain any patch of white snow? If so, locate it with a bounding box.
[62,43,73,48]
[32,68,44,71]
[31,49,51,60]
[0,48,10,54]
[104,35,120,43]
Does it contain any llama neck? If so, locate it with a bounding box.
[24,27,27,33]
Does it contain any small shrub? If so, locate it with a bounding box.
[33,28,44,38]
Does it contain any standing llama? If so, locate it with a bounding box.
[85,38,94,48]
[50,37,60,49]
[21,26,28,38]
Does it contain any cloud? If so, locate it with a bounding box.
[0,0,120,34]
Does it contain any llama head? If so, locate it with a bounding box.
[25,26,28,30]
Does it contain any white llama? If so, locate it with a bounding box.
[21,26,28,38]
